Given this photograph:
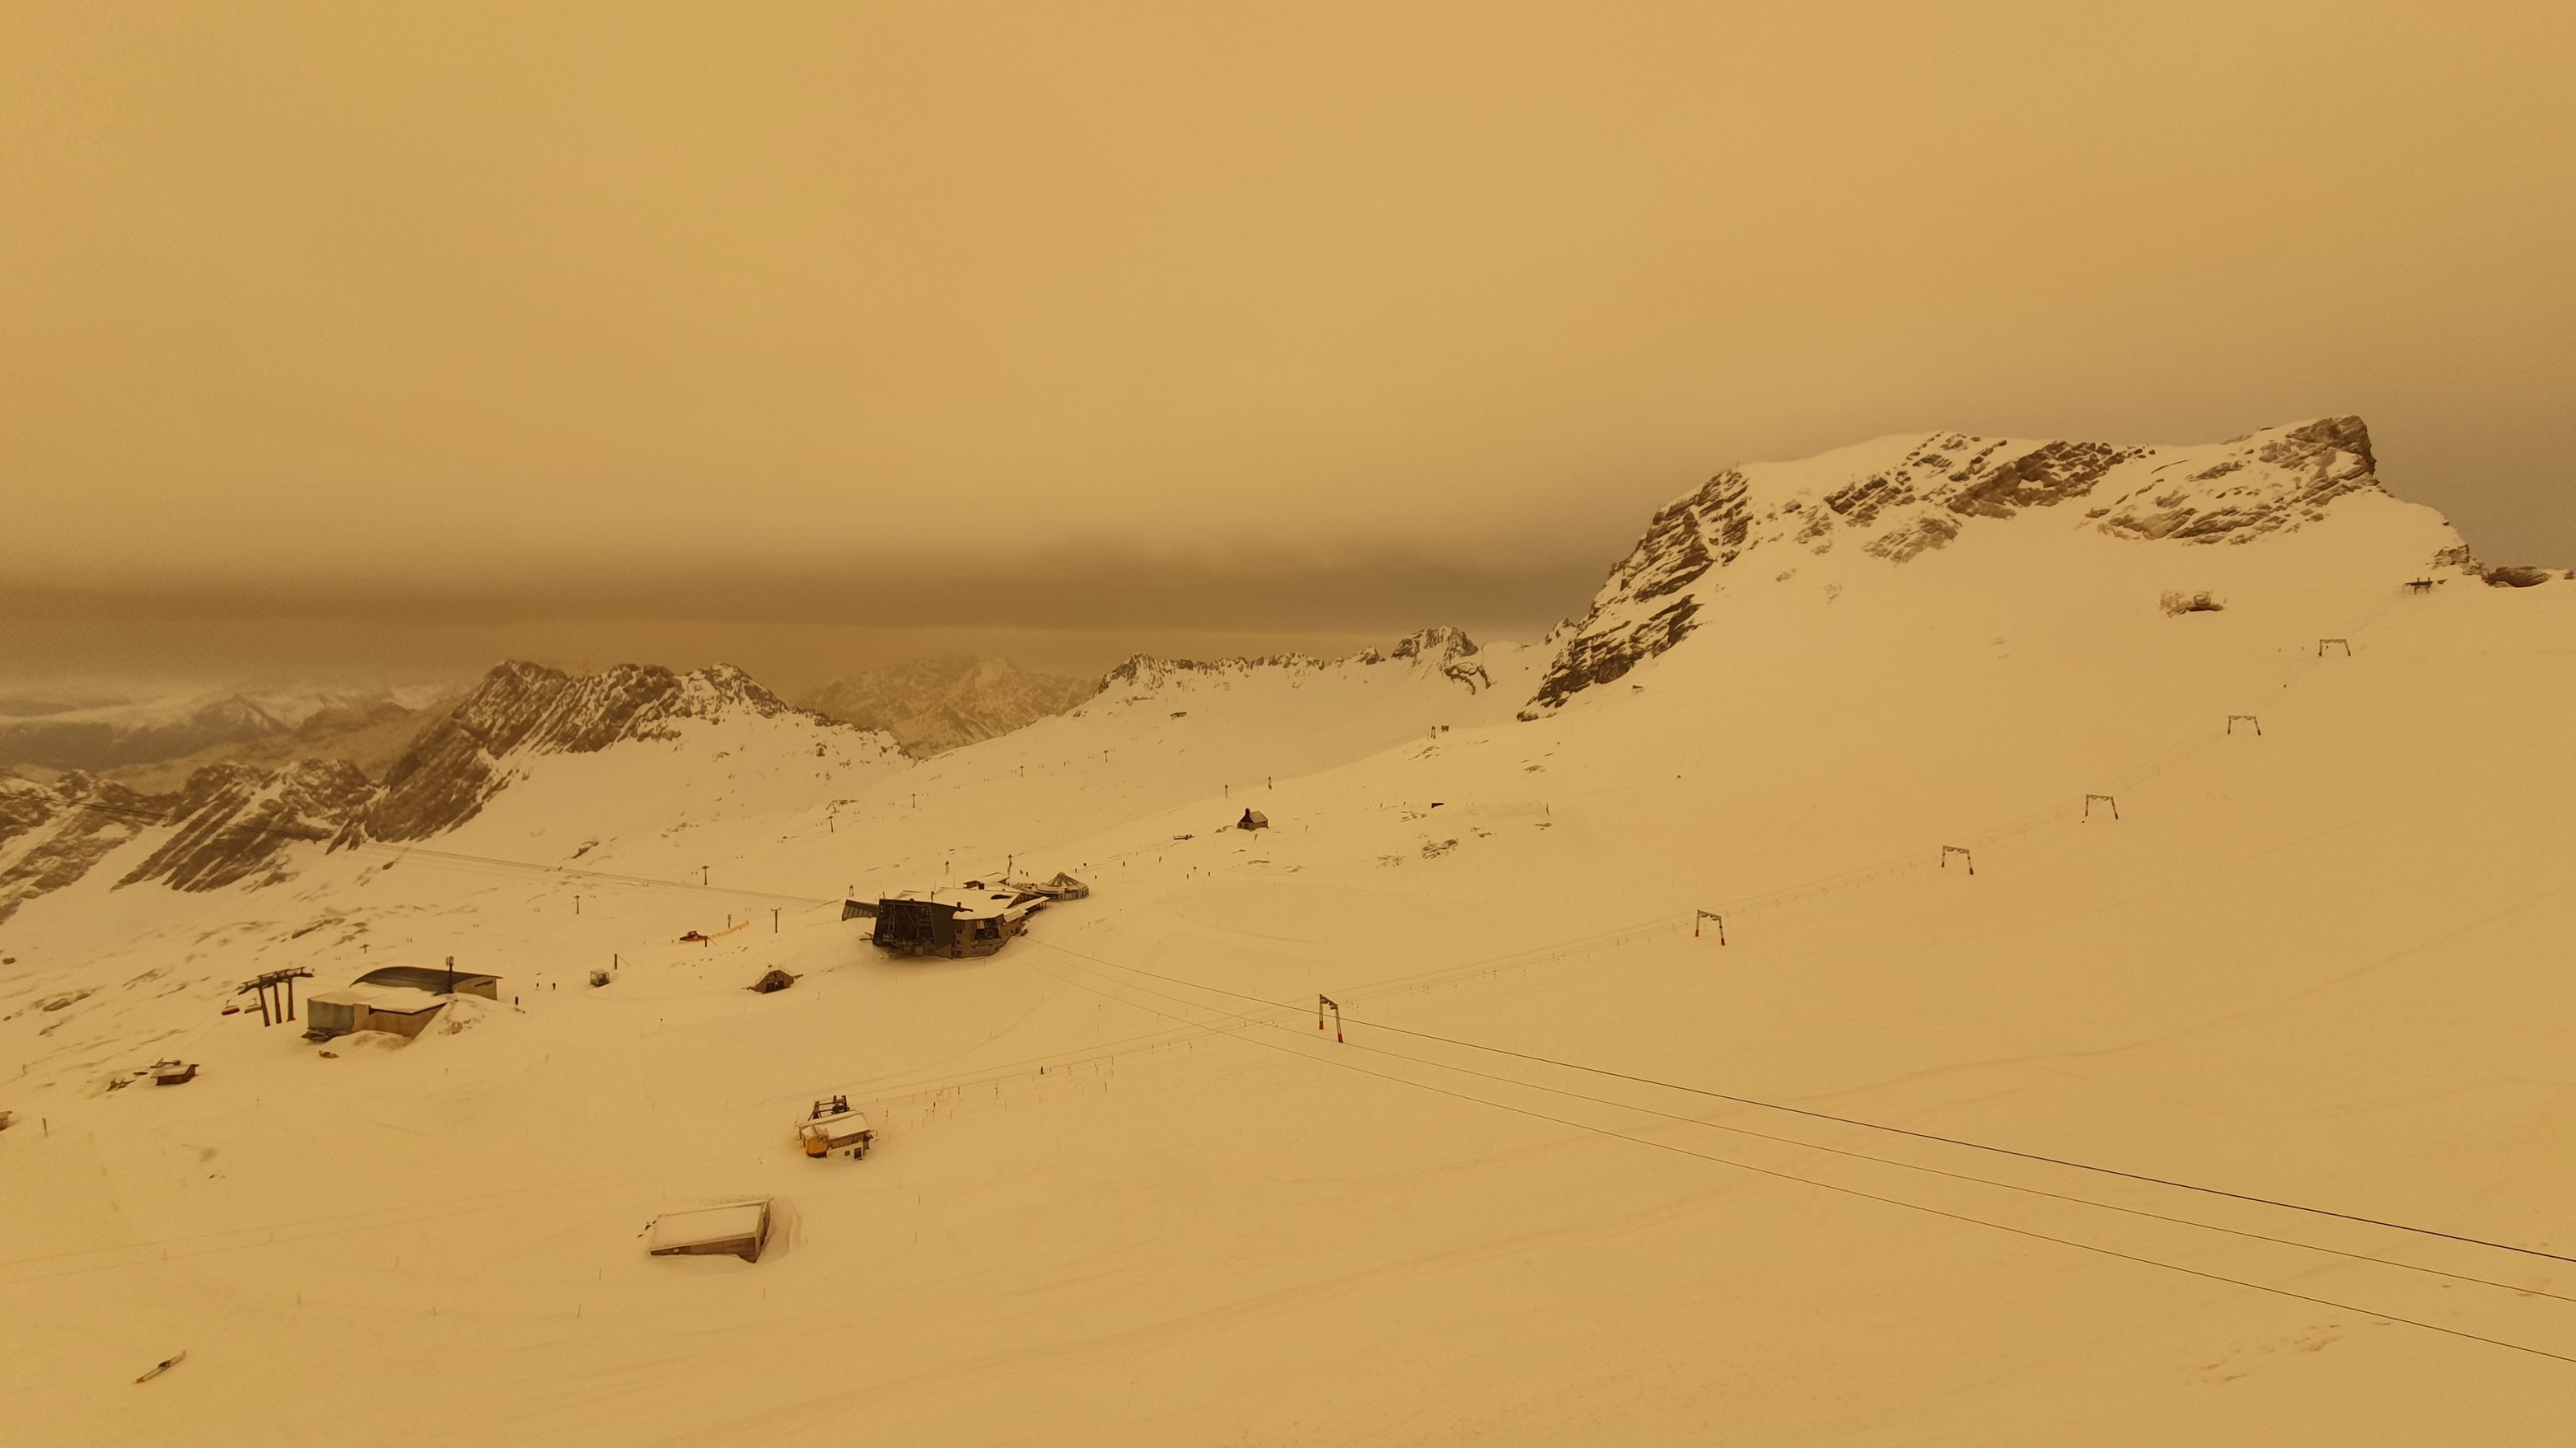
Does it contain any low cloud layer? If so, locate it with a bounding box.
[4,2,2570,691]
[0,548,1606,696]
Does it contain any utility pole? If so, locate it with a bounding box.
[446,955,457,995]
[771,908,780,934]
[701,865,710,885]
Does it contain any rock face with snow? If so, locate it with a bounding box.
[368,661,808,841]
[799,656,1097,757]
[0,660,888,920]
[117,759,378,892]
[1522,417,2391,715]
[0,773,156,923]
[1101,628,1498,697]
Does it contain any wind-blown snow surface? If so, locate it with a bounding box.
[6,434,2576,1444]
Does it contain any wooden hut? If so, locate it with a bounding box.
[747,969,798,994]
[1237,809,1269,831]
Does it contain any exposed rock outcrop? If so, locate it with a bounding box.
[118,759,377,892]
[369,662,801,841]
[1390,628,1494,693]
[2481,566,2555,589]
[1523,418,2393,715]
[0,660,879,920]
[1098,628,1497,700]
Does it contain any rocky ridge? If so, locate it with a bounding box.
[1098,627,1496,699]
[1522,417,2392,715]
[0,661,887,922]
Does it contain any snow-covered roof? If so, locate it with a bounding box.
[888,888,1035,920]
[797,1112,871,1142]
[354,965,499,993]
[648,1201,769,1252]
[307,985,449,1015]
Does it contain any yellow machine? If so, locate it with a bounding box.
[797,1095,875,1160]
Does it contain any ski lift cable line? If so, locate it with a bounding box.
[1025,937,2576,1270]
[1019,955,2576,1371]
[1030,950,2576,1307]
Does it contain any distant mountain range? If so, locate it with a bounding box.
[798,656,1098,756]
[0,686,454,775]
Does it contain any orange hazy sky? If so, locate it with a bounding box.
[2,2,2569,683]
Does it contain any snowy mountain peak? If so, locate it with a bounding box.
[0,660,900,921]
[368,661,827,842]
[1522,417,2396,715]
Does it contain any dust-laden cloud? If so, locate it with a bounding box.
[0,547,1611,694]
[3,1,2571,687]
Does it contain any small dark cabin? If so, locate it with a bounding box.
[1237,809,1269,831]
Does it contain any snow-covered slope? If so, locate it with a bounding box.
[4,427,2574,1446]
[0,661,907,922]
[1526,415,2395,712]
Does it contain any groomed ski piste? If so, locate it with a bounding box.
[6,421,2575,1444]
